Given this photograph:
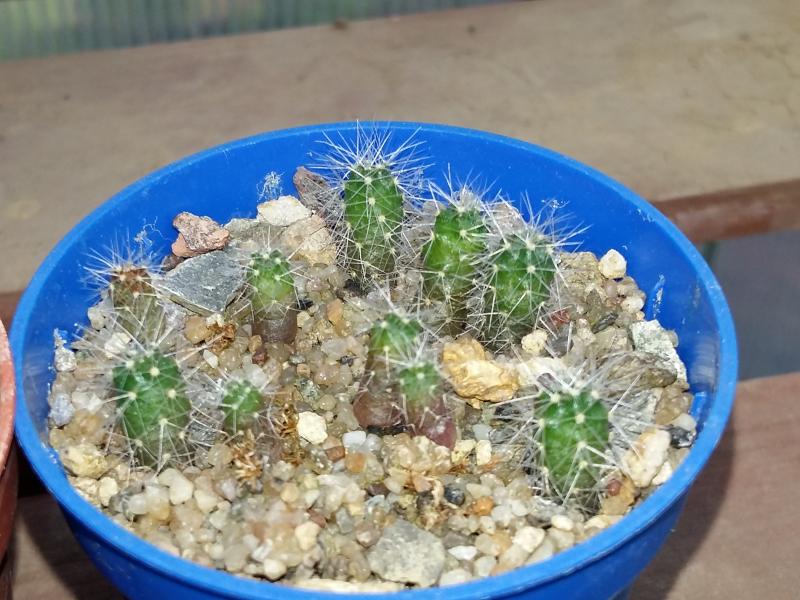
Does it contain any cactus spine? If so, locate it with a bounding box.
[113,351,190,466]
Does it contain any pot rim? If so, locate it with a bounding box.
[13,121,738,599]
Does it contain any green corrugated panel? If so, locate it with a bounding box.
[0,0,509,60]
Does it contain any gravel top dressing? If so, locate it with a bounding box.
[46,132,695,592]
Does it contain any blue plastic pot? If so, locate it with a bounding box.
[13,122,737,599]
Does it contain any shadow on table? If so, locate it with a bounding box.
[631,410,737,599]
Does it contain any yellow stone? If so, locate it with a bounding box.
[442,336,519,404]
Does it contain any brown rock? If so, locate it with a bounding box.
[171,212,230,257]
[600,475,637,515]
[326,445,346,462]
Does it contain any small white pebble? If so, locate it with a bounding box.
[103,331,131,357]
[262,558,288,580]
[509,499,529,517]
[54,345,77,372]
[520,330,548,356]
[294,522,321,551]
[491,504,513,528]
[127,492,149,515]
[280,482,300,504]
[208,509,229,530]
[527,537,555,564]
[475,533,502,556]
[440,568,472,586]
[498,543,529,570]
[87,305,108,330]
[342,430,367,449]
[550,514,575,531]
[548,527,576,551]
[448,545,478,561]
[651,460,674,486]
[207,543,225,560]
[257,195,311,226]
[167,473,194,505]
[466,483,492,498]
[671,412,697,432]
[475,440,492,466]
[513,526,545,553]
[297,411,328,445]
[598,249,627,279]
[472,424,492,441]
[621,296,645,313]
[479,516,496,534]
[473,555,498,577]
[194,489,219,513]
[97,477,118,507]
[451,439,476,463]
[623,429,671,487]
[585,515,621,531]
[202,350,219,369]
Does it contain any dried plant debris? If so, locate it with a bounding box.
[48,129,695,589]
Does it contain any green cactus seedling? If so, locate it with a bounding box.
[540,390,609,493]
[343,166,404,284]
[112,351,191,466]
[247,250,298,343]
[397,361,455,449]
[109,266,163,339]
[367,312,423,366]
[422,205,487,327]
[248,250,295,317]
[221,381,265,434]
[481,235,556,347]
[354,312,423,432]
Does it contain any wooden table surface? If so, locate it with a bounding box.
[9,373,798,599]
[1,0,799,293]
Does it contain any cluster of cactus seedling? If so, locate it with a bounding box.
[55,128,672,519]
[352,310,456,448]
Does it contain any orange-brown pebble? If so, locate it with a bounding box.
[325,446,346,462]
[469,496,494,516]
[345,452,366,473]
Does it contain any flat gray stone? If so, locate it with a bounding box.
[158,251,244,315]
[367,519,445,587]
[630,320,688,382]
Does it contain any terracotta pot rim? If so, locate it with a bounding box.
[0,320,15,471]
